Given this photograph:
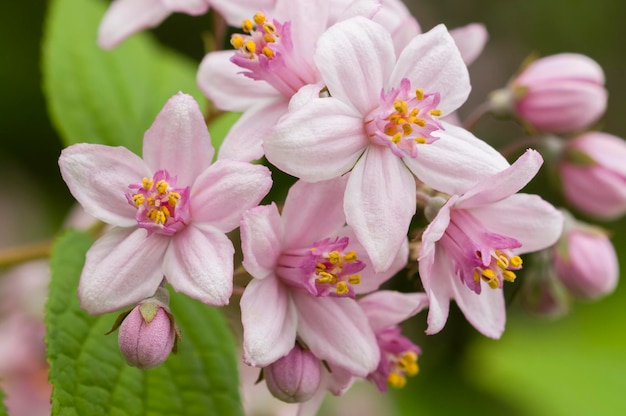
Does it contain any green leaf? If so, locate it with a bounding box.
[46,230,242,416]
[42,0,208,155]
[0,388,7,416]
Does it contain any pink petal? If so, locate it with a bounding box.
[163,225,234,305]
[404,122,509,195]
[314,17,395,115]
[79,227,169,314]
[293,291,379,377]
[210,0,275,26]
[281,178,349,248]
[190,160,272,232]
[59,143,151,227]
[450,23,488,66]
[389,24,470,115]
[142,92,214,186]
[419,247,454,335]
[217,99,288,162]
[264,97,368,182]
[345,146,416,272]
[240,204,283,280]
[469,193,563,254]
[359,291,429,331]
[97,0,170,49]
[458,149,543,208]
[197,51,280,112]
[161,0,209,14]
[275,0,329,66]
[240,276,297,367]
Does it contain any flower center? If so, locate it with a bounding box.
[367,326,420,392]
[366,78,443,158]
[386,351,419,389]
[472,250,523,289]
[229,11,315,96]
[126,170,189,235]
[277,236,366,298]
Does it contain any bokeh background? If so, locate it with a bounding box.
[1,0,625,415]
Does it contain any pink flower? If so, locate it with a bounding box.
[59,92,272,314]
[197,0,381,162]
[558,132,626,219]
[263,343,321,403]
[239,177,408,378]
[493,53,607,133]
[98,0,276,49]
[264,17,506,272]
[553,213,618,300]
[419,150,563,338]
[358,291,428,392]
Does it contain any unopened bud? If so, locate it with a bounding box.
[264,344,321,403]
[118,302,177,370]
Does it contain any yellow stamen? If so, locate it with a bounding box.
[132,194,145,206]
[230,35,244,49]
[384,125,398,136]
[142,177,153,190]
[496,254,509,270]
[243,40,256,54]
[414,118,427,127]
[262,46,274,58]
[344,251,357,262]
[156,180,168,194]
[316,272,335,284]
[415,88,424,100]
[473,269,481,283]
[414,137,427,144]
[315,262,327,271]
[391,133,402,144]
[263,22,277,36]
[242,19,254,33]
[510,256,523,268]
[429,109,442,117]
[168,192,181,206]
[402,123,413,135]
[253,12,266,25]
[387,372,407,389]
[502,270,517,283]
[264,34,275,43]
[348,274,361,285]
[336,281,349,295]
[328,251,342,265]
[393,99,408,114]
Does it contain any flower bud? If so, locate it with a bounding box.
[263,344,321,403]
[118,302,176,370]
[558,132,626,219]
[553,217,618,300]
[491,53,607,133]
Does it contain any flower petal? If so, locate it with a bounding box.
[97,0,170,49]
[79,227,169,314]
[240,204,283,280]
[293,291,379,377]
[419,247,454,335]
[197,51,280,112]
[142,92,214,186]
[264,97,367,182]
[389,24,470,114]
[164,225,234,305]
[217,99,288,162]
[359,291,429,331]
[161,0,209,14]
[281,178,349,248]
[240,276,297,367]
[404,122,509,195]
[210,0,275,26]
[59,143,151,227]
[450,23,488,66]
[345,146,416,272]
[469,193,563,254]
[458,149,543,208]
[190,160,272,232]
[314,16,395,115]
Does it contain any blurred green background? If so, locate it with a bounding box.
[1,0,625,415]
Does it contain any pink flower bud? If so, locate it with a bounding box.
[494,53,607,133]
[558,132,626,219]
[553,221,619,300]
[263,344,321,403]
[118,303,176,370]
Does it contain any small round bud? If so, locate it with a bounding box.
[118,303,176,370]
[264,344,321,403]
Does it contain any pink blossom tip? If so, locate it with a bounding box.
[263,344,321,403]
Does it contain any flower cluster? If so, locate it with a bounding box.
[55,0,622,413]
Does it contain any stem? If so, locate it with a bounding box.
[462,101,492,131]
[0,240,53,268]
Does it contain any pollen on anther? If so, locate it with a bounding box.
[344,251,357,262]
[243,40,256,54]
[253,12,266,25]
[262,46,274,58]
[510,256,523,268]
[336,281,349,295]
[231,35,244,49]
[142,177,153,190]
[132,194,145,206]
[429,109,442,117]
[242,19,254,33]
[415,88,424,100]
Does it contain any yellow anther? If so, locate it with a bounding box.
[473,269,481,283]
[389,114,401,123]
[403,351,418,363]
[348,274,361,285]
[387,372,407,389]
[142,177,153,190]
[242,19,254,33]
[168,192,181,206]
[496,254,509,270]
[510,256,523,268]
[132,194,145,206]
[328,251,342,265]
[156,180,168,194]
[415,88,424,100]
[393,99,408,114]
[316,272,335,284]
[230,35,244,49]
[414,118,427,127]
[391,133,402,144]
[253,12,266,25]
[405,362,419,377]
[155,210,167,225]
[487,278,500,289]
[147,208,158,221]
[315,262,327,271]
[146,196,155,206]
[414,137,427,144]
[344,251,357,262]
[336,281,349,295]
[264,34,275,43]
[481,268,496,280]
[262,46,274,58]
[263,22,277,36]
[384,125,398,136]
[502,270,517,283]
[402,124,413,135]
[410,108,419,117]
[243,40,256,54]
[429,109,442,117]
